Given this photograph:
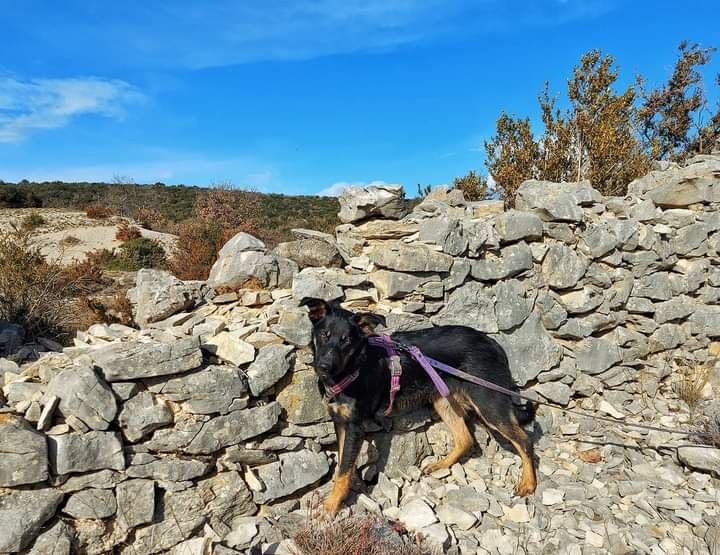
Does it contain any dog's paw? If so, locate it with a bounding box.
[323,496,342,516]
[514,480,537,497]
[421,460,445,474]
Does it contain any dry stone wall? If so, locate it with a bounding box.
[1,155,719,554]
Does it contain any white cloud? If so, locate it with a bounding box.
[4,1,614,70]
[0,76,143,142]
[318,179,403,197]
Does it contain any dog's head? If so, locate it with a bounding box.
[299,297,386,381]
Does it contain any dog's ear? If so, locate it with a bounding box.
[353,312,386,335]
[299,297,332,323]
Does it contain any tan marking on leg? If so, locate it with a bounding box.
[460,393,537,496]
[424,393,474,473]
[324,471,353,516]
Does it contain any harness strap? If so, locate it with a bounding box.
[324,370,360,401]
[368,335,403,415]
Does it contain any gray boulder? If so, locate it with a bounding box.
[185,402,281,454]
[253,450,330,503]
[62,489,116,519]
[208,232,298,290]
[273,239,343,269]
[118,391,173,442]
[369,243,453,273]
[127,455,210,481]
[470,242,533,281]
[49,431,125,475]
[127,270,204,328]
[120,488,205,554]
[689,306,720,337]
[46,364,117,431]
[494,279,534,330]
[515,179,600,222]
[245,344,295,396]
[579,224,619,258]
[495,312,563,385]
[197,471,256,536]
[116,479,155,530]
[291,268,344,302]
[271,308,314,346]
[26,520,73,555]
[277,367,330,424]
[0,488,64,553]
[574,337,622,375]
[431,281,498,333]
[338,184,407,223]
[90,337,203,381]
[369,270,441,300]
[494,210,543,243]
[374,430,431,479]
[418,216,468,256]
[542,244,589,289]
[677,445,720,475]
[0,414,48,486]
[147,364,247,415]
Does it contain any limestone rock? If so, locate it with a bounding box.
[0,414,48,487]
[677,446,720,475]
[197,471,256,536]
[431,281,498,333]
[147,364,247,415]
[276,367,329,424]
[127,269,204,328]
[116,478,155,530]
[49,431,125,475]
[253,450,330,503]
[0,488,63,552]
[118,391,173,442]
[90,337,202,381]
[202,331,255,366]
[338,184,407,223]
[185,402,281,454]
[495,312,563,385]
[542,244,588,289]
[63,488,116,519]
[26,520,73,555]
[494,210,543,243]
[273,239,343,269]
[470,242,533,281]
[46,364,117,431]
[246,344,294,396]
[515,179,600,222]
[369,243,453,273]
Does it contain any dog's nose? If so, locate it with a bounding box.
[317,361,332,372]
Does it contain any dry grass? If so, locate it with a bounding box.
[291,495,436,555]
[21,211,46,231]
[115,222,142,242]
[85,205,114,219]
[0,227,110,342]
[673,358,712,414]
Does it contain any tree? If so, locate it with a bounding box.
[537,83,574,183]
[484,113,539,203]
[638,41,716,160]
[567,50,650,195]
[689,73,720,155]
[451,170,490,201]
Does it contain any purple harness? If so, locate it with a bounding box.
[324,334,451,416]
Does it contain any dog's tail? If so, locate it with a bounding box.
[514,400,537,427]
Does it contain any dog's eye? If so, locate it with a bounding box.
[319,330,331,340]
[341,336,350,345]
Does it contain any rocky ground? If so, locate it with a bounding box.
[1,157,720,554]
[0,208,177,265]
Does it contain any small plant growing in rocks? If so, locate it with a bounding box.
[673,358,711,415]
[20,211,46,231]
[115,221,142,242]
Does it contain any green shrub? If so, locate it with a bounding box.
[21,211,47,231]
[91,237,167,271]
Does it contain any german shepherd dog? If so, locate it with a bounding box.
[300,297,537,515]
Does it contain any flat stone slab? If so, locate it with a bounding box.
[48,431,125,475]
[0,414,48,487]
[0,488,64,552]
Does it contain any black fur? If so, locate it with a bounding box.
[299,297,538,513]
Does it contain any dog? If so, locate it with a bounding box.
[300,297,538,515]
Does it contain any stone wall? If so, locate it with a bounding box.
[1,154,719,554]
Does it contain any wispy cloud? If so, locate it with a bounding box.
[319,179,403,197]
[7,0,614,70]
[0,76,143,142]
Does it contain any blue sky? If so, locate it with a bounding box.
[1,1,719,196]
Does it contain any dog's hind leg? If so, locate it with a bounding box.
[458,392,537,496]
[423,393,474,473]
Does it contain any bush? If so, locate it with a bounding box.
[673,358,711,415]
[21,211,46,231]
[90,237,167,272]
[0,228,105,340]
[452,170,491,201]
[115,222,142,241]
[0,186,41,208]
[170,221,229,280]
[85,205,114,219]
[133,207,175,233]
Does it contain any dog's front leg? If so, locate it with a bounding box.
[325,401,363,515]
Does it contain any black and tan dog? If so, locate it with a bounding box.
[300,297,538,515]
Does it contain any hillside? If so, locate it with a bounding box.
[0,180,341,244]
